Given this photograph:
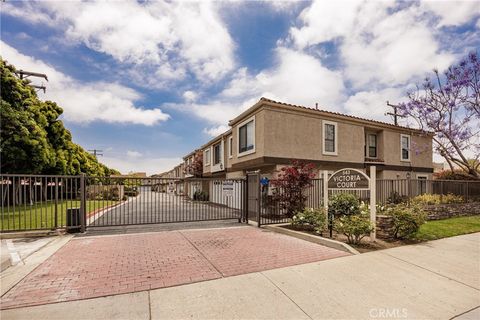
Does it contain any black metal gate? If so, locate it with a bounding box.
[246,172,260,223]
[1,174,246,232]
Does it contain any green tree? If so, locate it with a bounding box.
[0,59,118,176]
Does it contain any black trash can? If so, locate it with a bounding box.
[66,208,81,233]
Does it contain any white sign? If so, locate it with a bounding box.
[222,181,234,197]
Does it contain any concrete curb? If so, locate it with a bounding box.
[264,223,360,255]
[0,230,65,240]
[1,235,73,297]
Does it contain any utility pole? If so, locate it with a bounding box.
[385,101,406,126]
[13,69,48,93]
[88,149,103,158]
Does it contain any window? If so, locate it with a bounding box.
[213,143,221,165]
[204,149,210,165]
[322,121,338,155]
[400,134,410,161]
[228,136,233,158]
[238,116,255,156]
[367,134,377,158]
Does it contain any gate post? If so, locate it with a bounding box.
[244,178,248,222]
[256,173,261,227]
[370,166,376,241]
[80,173,86,233]
[54,177,58,229]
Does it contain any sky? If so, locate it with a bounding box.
[1,0,479,175]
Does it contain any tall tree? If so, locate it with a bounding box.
[0,59,118,176]
[398,52,480,179]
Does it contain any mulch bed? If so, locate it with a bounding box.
[281,224,419,253]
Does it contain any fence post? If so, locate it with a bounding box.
[440,180,444,202]
[80,173,86,233]
[244,178,248,223]
[54,177,58,229]
[466,181,469,202]
[256,174,261,227]
[370,166,376,241]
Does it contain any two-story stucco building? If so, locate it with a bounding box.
[194,98,433,181]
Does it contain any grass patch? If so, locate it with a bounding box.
[412,215,480,241]
[1,200,116,231]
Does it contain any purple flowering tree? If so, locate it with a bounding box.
[398,52,480,179]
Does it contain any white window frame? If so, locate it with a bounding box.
[237,115,256,158]
[228,136,233,159]
[204,148,211,166]
[322,120,338,156]
[400,134,411,162]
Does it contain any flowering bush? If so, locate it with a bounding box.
[271,160,316,218]
[328,193,360,217]
[332,200,373,245]
[333,213,373,245]
[291,208,327,234]
[384,204,426,239]
[411,193,463,205]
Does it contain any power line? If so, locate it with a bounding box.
[13,69,48,93]
[88,149,103,157]
[385,101,406,126]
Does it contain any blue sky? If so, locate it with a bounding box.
[1,0,479,175]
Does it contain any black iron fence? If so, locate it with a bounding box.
[1,174,245,232]
[376,179,480,204]
[258,179,325,226]
[257,178,480,226]
[0,174,82,231]
[2,173,479,231]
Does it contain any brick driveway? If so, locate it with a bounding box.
[0,227,349,309]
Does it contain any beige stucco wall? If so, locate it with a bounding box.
[229,109,266,166]
[382,130,433,168]
[262,108,364,163]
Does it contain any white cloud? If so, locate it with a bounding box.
[1,41,169,126]
[203,125,230,138]
[220,48,345,108]
[126,150,143,158]
[101,155,182,176]
[166,47,345,131]
[3,1,235,83]
[183,90,198,102]
[344,87,406,120]
[420,0,480,27]
[289,0,456,89]
[290,0,364,48]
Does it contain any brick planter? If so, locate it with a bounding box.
[422,202,480,220]
[375,202,480,239]
[376,215,394,240]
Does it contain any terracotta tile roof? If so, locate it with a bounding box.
[258,97,427,133]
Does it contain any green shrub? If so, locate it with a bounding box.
[291,208,327,234]
[411,193,463,205]
[387,191,408,204]
[385,204,426,239]
[328,193,360,217]
[333,213,374,245]
[193,190,209,201]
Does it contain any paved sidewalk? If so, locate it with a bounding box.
[2,232,478,320]
[0,227,347,310]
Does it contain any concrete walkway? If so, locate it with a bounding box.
[1,233,479,319]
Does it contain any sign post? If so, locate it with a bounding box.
[324,167,376,241]
[369,166,376,241]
